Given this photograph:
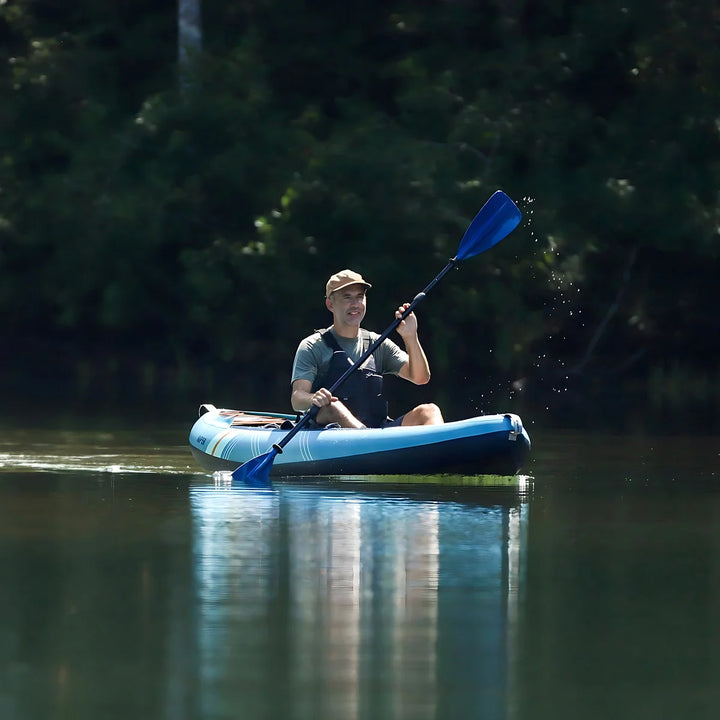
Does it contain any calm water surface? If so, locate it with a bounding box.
[0,418,718,720]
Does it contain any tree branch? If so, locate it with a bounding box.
[570,245,639,376]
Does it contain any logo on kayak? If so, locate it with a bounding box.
[196,435,207,446]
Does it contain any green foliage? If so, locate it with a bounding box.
[1,0,718,419]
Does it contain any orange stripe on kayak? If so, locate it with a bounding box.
[210,430,233,456]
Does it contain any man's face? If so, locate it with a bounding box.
[327,285,367,327]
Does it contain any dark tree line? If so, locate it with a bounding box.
[1,1,718,425]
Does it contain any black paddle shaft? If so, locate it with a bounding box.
[272,256,460,454]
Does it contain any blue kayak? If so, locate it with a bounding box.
[189,405,531,477]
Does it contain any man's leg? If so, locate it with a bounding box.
[400,403,444,426]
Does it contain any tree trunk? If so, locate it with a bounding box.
[178,0,202,80]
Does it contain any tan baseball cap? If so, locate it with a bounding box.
[325,269,372,298]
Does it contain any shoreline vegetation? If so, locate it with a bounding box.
[4,347,717,434]
[2,2,718,432]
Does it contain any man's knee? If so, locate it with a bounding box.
[404,403,444,426]
[419,403,444,424]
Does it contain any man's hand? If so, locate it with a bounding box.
[395,303,418,338]
[311,387,338,408]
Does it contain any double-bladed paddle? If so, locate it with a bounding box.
[232,190,522,486]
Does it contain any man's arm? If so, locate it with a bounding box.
[291,379,316,413]
[394,304,431,385]
[397,334,431,385]
[291,379,365,429]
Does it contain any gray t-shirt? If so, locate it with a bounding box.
[291,327,408,387]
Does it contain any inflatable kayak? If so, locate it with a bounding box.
[189,404,531,477]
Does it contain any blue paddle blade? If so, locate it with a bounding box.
[456,191,522,261]
[231,449,277,487]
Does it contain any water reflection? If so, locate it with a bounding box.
[190,481,528,719]
[0,423,529,719]
[3,424,720,718]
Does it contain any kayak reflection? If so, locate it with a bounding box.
[190,482,529,719]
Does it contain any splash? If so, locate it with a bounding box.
[468,194,586,421]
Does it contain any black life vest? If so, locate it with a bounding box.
[313,330,389,428]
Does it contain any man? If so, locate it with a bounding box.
[291,269,444,428]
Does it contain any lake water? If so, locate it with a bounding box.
[0,417,718,720]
